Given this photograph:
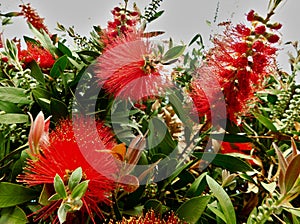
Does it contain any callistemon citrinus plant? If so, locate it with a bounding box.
[0,0,299,223]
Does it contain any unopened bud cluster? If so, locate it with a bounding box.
[247,10,281,44]
[271,76,300,133]
[250,195,281,224]
[101,6,140,45]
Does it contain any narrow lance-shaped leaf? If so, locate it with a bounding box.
[273,142,288,193]
[28,60,45,85]
[161,45,186,63]
[207,203,227,223]
[58,203,69,224]
[176,196,211,224]
[285,154,300,194]
[206,175,236,224]
[68,167,83,191]
[71,180,89,199]
[185,172,207,197]
[287,138,299,163]
[253,112,277,132]
[54,174,67,199]
[50,55,69,78]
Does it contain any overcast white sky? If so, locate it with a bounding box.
[1,0,300,75]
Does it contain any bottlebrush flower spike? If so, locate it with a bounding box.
[18,42,55,68]
[19,118,118,223]
[96,31,168,100]
[110,209,186,224]
[190,69,226,122]
[190,12,279,123]
[221,142,253,154]
[101,5,141,46]
[28,111,51,155]
[19,3,50,35]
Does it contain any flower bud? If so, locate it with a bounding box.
[269,22,282,30]
[255,25,266,35]
[28,111,51,155]
[247,10,255,21]
[267,34,280,43]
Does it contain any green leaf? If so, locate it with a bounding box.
[193,152,253,172]
[68,167,83,191]
[28,60,45,85]
[285,154,300,193]
[0,12,21,17]
[0,182,37,208]
[172,170,195,190]
[23,36,39,45]
[207,203,227,223]
[261,182,277,194]
[50,55,68,78]
[161,45,186,63]
[176,196,210,224]
[185,172,207,197]
[32,87,52,99]
[0,114,28,124]
[54,174,67,199]
[58,203,68,224]
[0,87,32,104]
[28,23,56,55]
[58,42,72,57]
[188,33,202,46]
[0,101,22,113]
[148,117,177,156]
[282,206,300,217]
[39,184,52,206]
[247,208,257,224]
[50,98,68,121]
[253,112,277,132]
[161,160,195,191]
[77,50,100,58]
[206,175,236,224]
[210,134,252,143]
[147,10,164,22]
[48,193,63,201]
[144,199,162,214]
[0,206,28,224]
[71,180,89,199]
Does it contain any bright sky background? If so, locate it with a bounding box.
[1,0,300,77]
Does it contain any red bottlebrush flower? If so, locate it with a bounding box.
[190,19,278,123]
[221,142,252,154]
[232,42,248,54]
[221,142,257,165]
[235,24,251,37]
[18,42,55,68]
[18,118,118,223]
[19,3,50,35]
[254,25,266,35]
[101,5,141,46]
[96,31,168,100]
[110,209,186,224]
[190,70,226,122]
